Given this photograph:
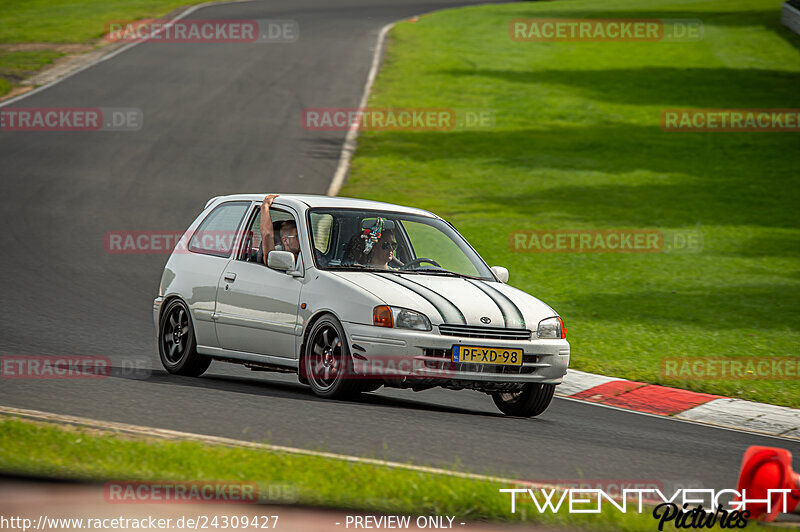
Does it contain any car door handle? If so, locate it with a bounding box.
[224,272,237,282]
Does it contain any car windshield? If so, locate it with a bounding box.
[307,208,494,280]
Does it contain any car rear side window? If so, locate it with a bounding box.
[188,201,250,257]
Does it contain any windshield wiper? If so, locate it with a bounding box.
[325,264,368,270]
[326,264,399,272]
[327,265,482,280]
[399,268,479,279]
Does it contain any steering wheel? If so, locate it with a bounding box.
[400,257,442,270]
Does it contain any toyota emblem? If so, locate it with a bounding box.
[480,316,491,324]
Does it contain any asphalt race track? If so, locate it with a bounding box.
[0,0,798,492]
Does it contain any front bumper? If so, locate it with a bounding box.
[343,322,570,388]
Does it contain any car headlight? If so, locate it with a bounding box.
[536,316,566,339]
[373,306,432,331]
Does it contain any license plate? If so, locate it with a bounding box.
[452,345,523,366]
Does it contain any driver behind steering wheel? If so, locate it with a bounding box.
[344,229,399,269]
[344,218,400,270]
[368,229,398,269]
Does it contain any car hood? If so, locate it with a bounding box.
[327,271,556,330]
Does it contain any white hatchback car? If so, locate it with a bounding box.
[154,194,570,417]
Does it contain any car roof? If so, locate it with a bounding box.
[205,194,438,218]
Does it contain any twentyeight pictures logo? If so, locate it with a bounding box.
[496,487,800,528]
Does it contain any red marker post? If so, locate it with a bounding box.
[735,446,800,521]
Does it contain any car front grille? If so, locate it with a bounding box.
[423,348,539,375]
[438,324,532,341]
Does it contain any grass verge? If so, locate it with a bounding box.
[0,0,201,43]
[0,416,679,531]
[0,49,64,90]
[341,0,800,407]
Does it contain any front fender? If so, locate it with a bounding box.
[295,269,386,357]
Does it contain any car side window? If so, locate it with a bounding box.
[239,206,298,263]
[188,201,250,257]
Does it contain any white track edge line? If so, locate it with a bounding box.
[326,21,394,197]
[0,405,540,486]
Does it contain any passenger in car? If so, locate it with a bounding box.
[260,194,299,266]
[279,222,300,257]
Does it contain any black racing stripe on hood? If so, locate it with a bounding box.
[374,273,467,324]
[466,279,526,329]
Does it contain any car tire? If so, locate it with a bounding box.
[303,314,360,399]
[491,383,555,417]
[158,299,211,377]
